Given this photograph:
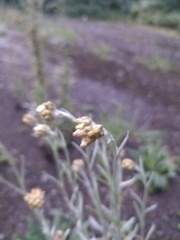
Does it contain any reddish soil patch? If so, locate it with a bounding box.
[0,17,180,240]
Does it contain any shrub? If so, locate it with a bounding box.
[2,0,131,19]
[137,11,180,29]
[131,0,180,29]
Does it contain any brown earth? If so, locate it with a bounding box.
[0,15,180,240]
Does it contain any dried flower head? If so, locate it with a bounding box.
[54,230,64,240]
[36,101,56,121]
[122,158,135,170]
[71,159,84,173]
[33,124,51,137]
[24,188,45,209]
[43,101,56,111]
[22,113,37,126]
[73,116,104,147]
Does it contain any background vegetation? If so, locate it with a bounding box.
[2,0,180,28]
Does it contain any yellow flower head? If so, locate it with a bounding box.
[71,159,84,173]
[36,101,56,121]
[22,113,37,126]
[122,158,135,170]
[24,188,45,209]
[33,124,51,137]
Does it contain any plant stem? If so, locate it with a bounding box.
[29,0,47,103]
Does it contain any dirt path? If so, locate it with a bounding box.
[60,18,180,154]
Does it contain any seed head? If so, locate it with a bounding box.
[122,158,135,170]
[71,159,84,173]
[73,129,85,137]
[43,101,56,111]
[24,188,45,209]
[22,113,37,126]
[33,124,51,137]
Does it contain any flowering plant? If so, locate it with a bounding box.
[1,101,157,240]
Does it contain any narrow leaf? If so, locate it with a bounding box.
[145,224,156,240]
[145,204,157,215]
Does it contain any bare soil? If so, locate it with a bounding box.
[0,17,180,240]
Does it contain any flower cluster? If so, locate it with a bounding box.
[24,188,45,209]
[71,159,84,173]
[22,103,104,147]
[36,101,56,121]
[73,116,104,147]
[22,101,57,137]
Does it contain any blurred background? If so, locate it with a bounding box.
[2,0,180,27]
[0,1,180,240]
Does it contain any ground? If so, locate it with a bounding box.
[0,13,180,239]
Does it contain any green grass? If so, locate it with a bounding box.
[0,7,77,45]
[16,214,78,240]
[137,11,180,30]
[42,20,77,45]
[135,54,178,72]
[93,44,112,61]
